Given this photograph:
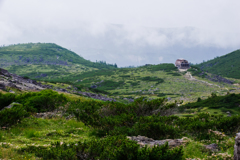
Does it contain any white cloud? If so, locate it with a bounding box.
[0,0,239,66]
[158,57,163,62]
[126,55,143,64]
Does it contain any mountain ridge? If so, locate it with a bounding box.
[0,43,117,79]
[196,49,240,79]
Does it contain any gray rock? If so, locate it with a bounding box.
[203,143,218,152]
[9,90,15,93]
[167,97,172,101]
[127,135,185,148]
[90,85,97,89]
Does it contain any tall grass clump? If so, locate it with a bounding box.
[24,129,39,138]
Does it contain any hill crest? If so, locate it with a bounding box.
[196,49,240,79]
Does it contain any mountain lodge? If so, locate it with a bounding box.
[175,59,190,69]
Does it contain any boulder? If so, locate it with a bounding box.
[90,85,97,89]
[127,135,186,148]
[203,143,218,152]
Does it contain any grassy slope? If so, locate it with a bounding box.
[47,63,237,103]
[1,43,238,102]
[0,43,116,79]
[196,49,240,79]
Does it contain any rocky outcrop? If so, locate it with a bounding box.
[234,133,240,160]
[205,74,234,84]
[0,68,115,102]
[34,112,63,119]
[203,143,218,152]
[126,135,186,148]
[0,68,51,91]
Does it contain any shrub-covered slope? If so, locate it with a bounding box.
[0,43,117,79]
[0,90,238,159]
[51,63,235,102]
[197,49,240,79]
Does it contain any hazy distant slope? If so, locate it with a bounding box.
[0,43,117,79]
[0,43,116,69]
[197,49,240,79]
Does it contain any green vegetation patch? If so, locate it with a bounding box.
[197,49,240,79]
[181,93,240,110]
[20,136,183,160]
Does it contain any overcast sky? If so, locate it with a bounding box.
[0,0,240,67]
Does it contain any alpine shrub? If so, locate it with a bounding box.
[21,136,183,160]
[16,89,68,112]
[70,97,177,136]
[0,92,16,110]
[0,105,30,127]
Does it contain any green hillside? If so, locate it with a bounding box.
[196,49,240,79]
[0,43,117,79]
[43,63,236,102]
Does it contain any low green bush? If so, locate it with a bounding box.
[0,89,68,113]
[0,105,30,127]
[69,97,177,137]
[181,93,240,109]
[133,116,181,139]
[71,96,240,140]
[0,92,16,110]
[20,136,183,160]
[16,89,68,112]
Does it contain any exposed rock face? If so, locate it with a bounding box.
[0,68,50,91]
[127,135,186,148]
[204,73,234,84]
[234,133,240,160]
[203,143,218,152]
[34,112,63,119]
[0,68,115,102]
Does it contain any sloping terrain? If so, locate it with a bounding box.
[0,64,239,159]
[196,49,240,79]
[46,63,239,103]
[0,43,117,80]
[0,68,115,101]
[0,85,238,159]
[0,68,50,91]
